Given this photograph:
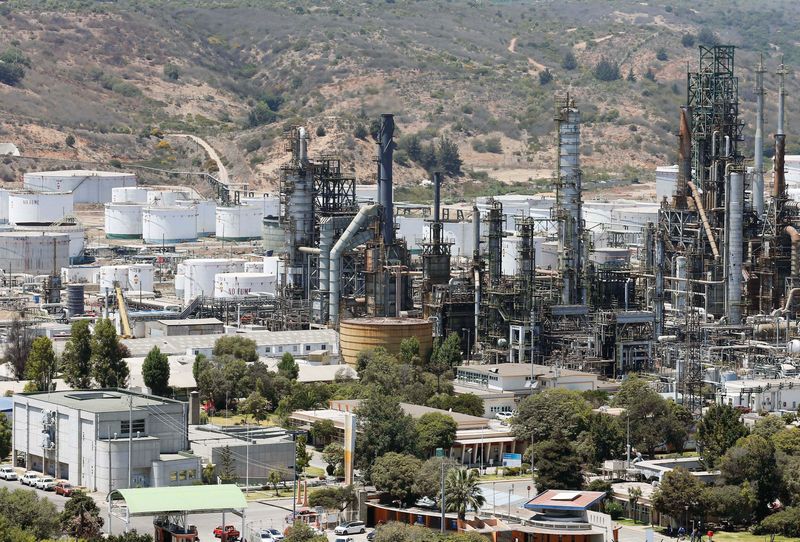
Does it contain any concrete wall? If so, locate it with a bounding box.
[204,440,295,484]
[151,456,202,487]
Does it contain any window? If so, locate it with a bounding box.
[188,469,196,480]
[265,347,271,353]
[121,419,145,436]
[305,345,311,351]
[169,471,178,482]
[292,345,298,352]
[321,344,327,350]
[179,470,187,481]
[277,346,283,353]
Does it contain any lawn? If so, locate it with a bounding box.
[208,414,279,427]
[711,532,800,542]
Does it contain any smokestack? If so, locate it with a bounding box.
[753,55,765,216]
[379,114,395,244]
[773,60,787,202]
[298,127,308,164]
[675,108,691,209]
[472,205,480,261]
[433,172,442,247]
[778,57,787,136]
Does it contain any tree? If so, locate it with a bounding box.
[426,393,484,417]
[612,377,679,457]
[432,332,462,369]
[0,47,30,87]
[561,51,577,70]
[25,337,58,392]
[283,521,328,542]
[652,467,705,521]
[0,487,59,539]
[399,337,421,365]
[696,403,748,468]
[0,414,10,461]
[513,388,591,443]
[593,58,621,81]
[353,124,368,140]
[753,507,800,537]
[719,435,781,520]
[538,68,553,85]
[308,485,357,515]
[61,320,93,389]
[697,27,718,46]
[218,445,237,483]
[3,318,32,379]
[644,68,656,81]
[311,419,337,446]
[656,48,668,61]
[576,413,625,465]
[604,500,624,520]
[59,491,104,539]
[681,33,696,48]
[65,134,76,147]
[106,531,155,542]
[752,416,786,439]
[316,125,326,137]
[278,352,299,380]
[702,483,756,527]
[213,336,258,362]
[248,101,277,127]
[322,442,344,475]
[628,486,642,517]
[772,427,800,455]
[295,435,311,473]
[268,470,282,496]
[413,457,458,499]
[163,63,180,80]
[91,319,129,388]
[626,66,636,82]
[240,390,271,423]
[533,437,584,491]
[374,522,439,542]
[142,346,170,396]
[416,412,457,455]
[436,136,462,176]
[445,468,485,520]
[355,394,418,477]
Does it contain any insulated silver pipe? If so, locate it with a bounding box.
[754,56,765,216]
[727,172,744,323]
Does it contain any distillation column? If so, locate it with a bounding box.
[753,56,766,217]
[555,95,583,305]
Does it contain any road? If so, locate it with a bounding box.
[168,133,230,185]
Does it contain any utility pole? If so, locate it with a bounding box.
[128,394,133,488]
[246,424,250,493]
[626,410,631,467]
[440,459,445,533]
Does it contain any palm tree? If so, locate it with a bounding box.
[444,468,486,521]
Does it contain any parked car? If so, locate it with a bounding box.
[335,537,354,542]
[35,476,56,491]
[214,525,240,540]
[0,466,17,480]
[335,521,366,535]
[54,481,76,497]
[259,528,284,541]
[367,531,376,542]
[20,472,40,486]
[495,411,514,421]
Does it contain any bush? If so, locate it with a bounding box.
[538,68,553,85]
[681,34,695,48]
[698,28,718,46]
[110,159,122,169]
[65,134,75,147]
[0,62,25,86]
[248,102,277,127]
[316,125,326,137]
[644,68,656,81]
[593,58,620,81]
[561,51,578,71]
[656,48,668,61]
[244,138,262,153]
[163,63,180,81]
[353,124,368,140]
[604,500,624,519]
[472,137,502,154]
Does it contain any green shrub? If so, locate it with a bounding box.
[353,124,368,140]
[315,125,326,137]
[656,48,668,61]
[604,500,624,519]
[593,58,620,81]
[562,51,578,70]
[681,34,695,48]
[163,63,180,81]
[538,68,553,85]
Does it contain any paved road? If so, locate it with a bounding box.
[168,133,229,185]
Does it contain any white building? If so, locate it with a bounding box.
[717,377,800,413]
[12,389,200,493]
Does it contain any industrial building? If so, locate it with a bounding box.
[12,389,199,493]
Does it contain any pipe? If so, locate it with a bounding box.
[674,108,691,209]
[754,55,765,216]
[774,135,786,200]
[688,181,720,259]
[784,287,800,313]
[298,247,321,254]
[378,114,395,244]
[727,171,744,323]
[712,130,719,158]
[328,205,379,326]
[724,135,731,158]
[786,227,800,280]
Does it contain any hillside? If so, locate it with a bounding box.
[0,0,799,201]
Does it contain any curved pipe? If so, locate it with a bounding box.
[328,205,379,326]
[688,181,720,260]
[784,287,800,313]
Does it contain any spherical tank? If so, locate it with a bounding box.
[215,205,262,241]
[182,258,246,304]
[339,317,433,366]
[112,187,149,204]
[0,231,71,275]
[127,264,155,292]
[105,203,143,239]
[214,272,277,299]
[142,206,198,244]
[8,192,74,225]
[176,199,216,236]
[23,170,136,203]
[147,190,179,207]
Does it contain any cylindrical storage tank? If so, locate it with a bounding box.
[8,192,74,225]
[142,206,198,244]
[339,318,433,366]
[0,231,70,275]
[216,205,262,241]
[66,284,85,317]
[23,170,136,203]
[112,186,149,204]
[61,265,100,284]
[147,190,179,207]
[104,203,143,239]
[262,216,283,253]
[177,200,216,237]
[15,223,85,262]
[182,258,246,304]
[0,189,9,224]
[244,261,263,273]
[174,273,186,299]
[127,264,155,292]
[214,272,278,299]
[242,196,280,218]
[99,265,129,292]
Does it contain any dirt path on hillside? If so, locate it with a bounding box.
[508,37,517,53]
[167,133,229,185]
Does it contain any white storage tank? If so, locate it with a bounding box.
[263,255,284,276]
[147,190,180,207]
[105,203,143,239]
[591,247,632,266]
[8,191,74,225]
[15,223,85,262]
[112,186,149,204]
[216,205,262,241]
[142,206,198,244]
[262,216,283,254]
[127,264,155,292]
[174,273,186,299]
[99,265,129,291]
[244,261,264,273]
[214,272,277,299]
[23,170,136,203]
[540,241,559,270]
[656,165,679,202]
[61,265,100,284]
[182,258,246,304]
[0,188,8,224]
[242,195,280,218]
[0,231,70,275]
[176,199,216,237]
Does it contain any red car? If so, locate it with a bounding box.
[54,482,76,497]
[214,525,240,540]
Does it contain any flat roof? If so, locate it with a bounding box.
[524,490,606,511]
[330,399,489,429]
[109,484,246,515]
[456,363,596,379]
[155,318,223,326]
[18,389,180,413]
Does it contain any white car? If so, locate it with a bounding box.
[35,476,56,491]
[335,521,366,535]
[259,529,285,541]
[496,411,514,421]
[20,471,40,486]
[335,538,354,542]
[0,466,17,480]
